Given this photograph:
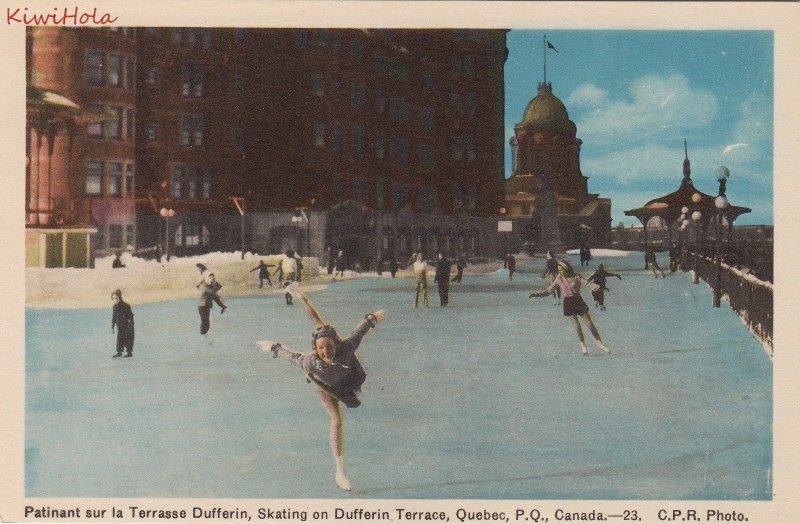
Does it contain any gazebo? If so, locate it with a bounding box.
[624,142,751,248]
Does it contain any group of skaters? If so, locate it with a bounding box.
[409,252,468,307]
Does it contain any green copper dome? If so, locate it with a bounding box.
[516,83,572,131]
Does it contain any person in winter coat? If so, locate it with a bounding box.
[413,253,429,307]
[197,273,226,334]
[433,253,451,306]
[267,287,384,491]
[505,253,517,281]
[111,289,134,357]
[250,260,275,288]
[541,251,562,304]
[586,264,622,310]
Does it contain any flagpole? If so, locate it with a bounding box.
[543,34,547,85]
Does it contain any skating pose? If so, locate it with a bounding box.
[413,253,429,307]
[333,250,346,280]
[433,253,451,306]
[540,251,562,304]
[111,289,134,358]
[505,253,516,281]
[266,288,384,491]
[451,255,466,283]
[645,249,666,278]
[530,260,610,355]
[197,273,226,335]
[250,260,275,288]
[586,264,622,310]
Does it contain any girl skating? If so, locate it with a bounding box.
[530,260,610,356]
[264,287,384,491]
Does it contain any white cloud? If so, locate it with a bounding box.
[573,73,718,146]
[566,83,608,108]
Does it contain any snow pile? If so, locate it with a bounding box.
[27,252,321,309]
[565,248,632,257]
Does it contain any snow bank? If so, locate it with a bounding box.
[565,248,632,257]
[27,252,323,309]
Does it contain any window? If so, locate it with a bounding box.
[422,71,434,92]
[375,177,385,208]
[466,186,478,211]
[184,224,203,247]
[109,224,124,249]
[105,107,122,140]
[391,138,410,164]
[234,127,245,152]
[330,77,342,103]
[201,168,212,199]
[234,74,246,96]
[311,29,329,48]
[349,39,365,63]
[85,160,102,195]
[313,122,325,147]
[311,74,325,97]
[463,56,476,76]
[465,134,477,162]
[85,50,104,87]
[125,164,134,196]
[126,108,135,141]
[419,107,436,130]
[145,67,157,85]
[125,224,135,247]
[180,113,204,146]
[375,90,386,113]
[330,121,342,152]
[418,187,438,213]
[465,92,478,116]
[390,97,410,124]
[418,144,436,169]
[450,93,462,116]
[126,58,135,89]
[86,104,104,137]
[181,64,205,97]
[451,135,464,161]
[351,125,366,156]
[146,122,157,140]
[451,181,463,211]
[171,165,184,198]
[331,176,343,203]
[352,178,366,204]
[352,82,367,111]
[296,29,309,49]
[392,181,410,208]
[107,162,123,196]
[374,131,386,159]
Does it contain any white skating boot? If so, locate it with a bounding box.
[335,455,352,491]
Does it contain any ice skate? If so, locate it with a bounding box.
[580,342,588,356]
[595,340,611,354]
[335,470,352,491]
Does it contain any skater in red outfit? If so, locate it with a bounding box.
[266,287,384,491]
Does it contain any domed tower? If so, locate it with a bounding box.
[510,81,588,201]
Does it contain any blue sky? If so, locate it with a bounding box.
[504,30,773,226]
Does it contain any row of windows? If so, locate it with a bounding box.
[310,74,480,122]
[173,224,211,247]
[313,123,478,165]
[85,50,135,89]
[87,106,134,141]
[85,160,134,197]
[143,64,245,98]
[330,177,478,212]
[171,165,212,200]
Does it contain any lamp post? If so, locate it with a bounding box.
[230,197,246,260]
[713,166,731,308]
[159,207,175,261]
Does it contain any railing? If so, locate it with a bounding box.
[681,249,773,355]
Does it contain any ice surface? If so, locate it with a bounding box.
[25,251,771,499]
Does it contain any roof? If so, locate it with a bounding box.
[516,83,575,133]
[624,181,751,222]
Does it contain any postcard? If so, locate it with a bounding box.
[2,1,798,523]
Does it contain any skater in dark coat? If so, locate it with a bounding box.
[112,252,126,268]
[333,250,346,280]
[451,255,466,283]
[433,253,451,306]
[250,260,275,288]
[389,259,399,278]
[541,251,562,303]
[197,273,226,335]
[505,253,516,281]
[586,264,622,310]
[268,287,384,491]
[111,289,134,357]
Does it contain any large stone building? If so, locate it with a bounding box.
[27,27,508,266]
[504,81,611,253]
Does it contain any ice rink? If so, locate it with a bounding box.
[25,252,772,499]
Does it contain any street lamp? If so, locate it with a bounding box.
[713,166,730,308]
[159,207,175,261]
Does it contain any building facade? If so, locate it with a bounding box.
[505,81,611,253]
[27,27,508,265]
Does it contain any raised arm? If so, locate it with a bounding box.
[293,288,328,329]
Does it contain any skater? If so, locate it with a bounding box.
[112,252,126,268]
[293,249,304,283]
[333,250,346,280]
[376,255,384,276]
[325,247,335,275]
[579,245,592,267]
[668,243,681,272]
[586,264,622,310]
[389,258,399,278]
[645,248,665,278]
[541,251,562,304]
[451,255,466,283]
[267,287,384,491]
[433,252,451,306]
[111,289,134,358]
[413,253,429,307]
[505,253,516,281]
[279,250,299,304]
[250,260,275,288]
[529,260,610,355]
[197,273,226,335]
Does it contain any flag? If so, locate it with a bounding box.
[546,40,558,53]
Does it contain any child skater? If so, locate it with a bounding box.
[530,260,610,356]
[111,289,134,358]
[586,263,622,310]
[266,287,384,491]
[540,251,562,304]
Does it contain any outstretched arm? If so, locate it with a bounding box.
[529,277,559,298]
[293,288,328,329]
